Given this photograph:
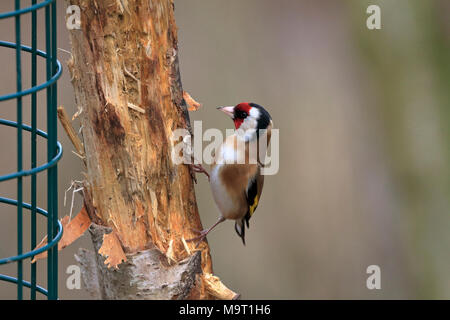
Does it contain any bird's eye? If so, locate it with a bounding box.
[236,110,248,119]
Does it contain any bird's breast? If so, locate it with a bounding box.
[211,165,235,218]
[210,164,245,220]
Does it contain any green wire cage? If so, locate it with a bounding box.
[0,0,62,300]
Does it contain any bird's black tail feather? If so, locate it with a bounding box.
[234,219,247,246]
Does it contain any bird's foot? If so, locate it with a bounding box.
[187,228,209,248]
[189,164,210,182]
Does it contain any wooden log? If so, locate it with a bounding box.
[65,0,236,299]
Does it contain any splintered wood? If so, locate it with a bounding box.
[31,207,91,263]
[98,231,127,269]
[183,91,202,111]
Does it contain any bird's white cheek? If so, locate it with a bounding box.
[249,107,260,118]
[238,118,258,141]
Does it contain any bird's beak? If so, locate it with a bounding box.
[217,106,234,118]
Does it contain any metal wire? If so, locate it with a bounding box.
[0,0,62,300]
[0,119,63,182]
[0,197,63,264]
[0,41,62,102]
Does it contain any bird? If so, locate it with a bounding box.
[188,102,273,246]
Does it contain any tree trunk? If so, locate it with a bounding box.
[65,0,238,300]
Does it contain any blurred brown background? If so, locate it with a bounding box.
[0,0,449,299]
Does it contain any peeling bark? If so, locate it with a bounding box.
[65,0,235,299]
[75,224,202,300]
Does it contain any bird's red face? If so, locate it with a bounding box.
[232,103,253,129]
[217,102,272,131]
[217,102,255,129]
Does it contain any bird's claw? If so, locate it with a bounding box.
[190,227,202,233]
[187,229,209,248]
[190,164,210,182]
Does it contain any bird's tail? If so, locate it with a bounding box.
[234,219,246,246]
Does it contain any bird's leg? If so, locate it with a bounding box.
[187,216,225,247]
[189,163,210,181]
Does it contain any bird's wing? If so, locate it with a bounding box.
[235,167,264,245]
[244,166,264,227]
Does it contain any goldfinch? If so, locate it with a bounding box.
[189,102,273,246]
